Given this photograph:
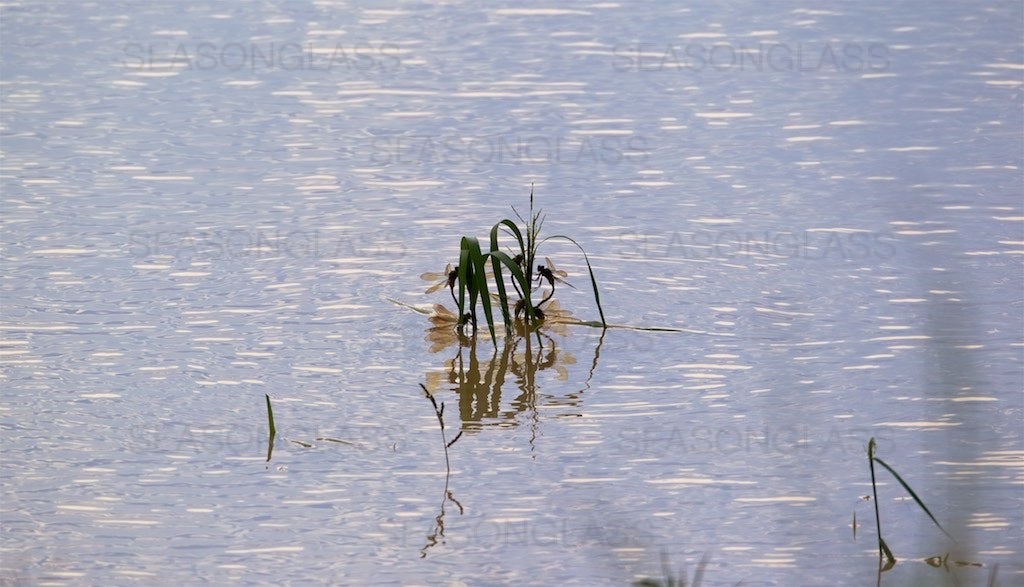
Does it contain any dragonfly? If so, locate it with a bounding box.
[420,263,458,294]
[536,257,575,290]
[428,303,473,330]
[511,295,576,324]
[428,303,459,327]
[425,305,473,352]
[421,263,461,307]
[538,298,574,324]
[514,298,545,322]
[422,264,494,293]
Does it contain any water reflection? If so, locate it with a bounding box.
[417,306,605,557]
[421,301,603,429]
[424,304,473,353]
[419,384,464,558]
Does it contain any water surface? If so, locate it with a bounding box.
[2,1,1022,585]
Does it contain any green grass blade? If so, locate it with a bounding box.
[488,250,530,295]
[488,232,512,332]
[474,254,496,345]
[491,219,525,254]
[265,394,276,462]
[265,394,276,438]
[490,219,526,331]
[540,234,606,327]
[867,438,886,563]
[873,456,954,540]
[463,236,497,345]
[490,250,535,320]
[572,320,685,331]
[458,242,471,325]
[460,238,479,312]
[489,253,512,333]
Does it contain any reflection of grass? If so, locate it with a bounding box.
[425,304,473,353]
[422,298,578,354]
[633,552,716,587]
[866,437,953,572]
[421,312,588,427]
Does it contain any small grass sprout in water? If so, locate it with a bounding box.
[265,393,276,462]
[262,394,359,463]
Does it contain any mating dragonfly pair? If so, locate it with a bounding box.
[421,257,573,295]
[421,257,574,322]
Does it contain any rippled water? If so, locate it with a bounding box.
[2,1,1022,585]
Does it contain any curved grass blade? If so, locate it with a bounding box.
[265,394,277,438]
[265,394,276,462]
[867,438,894,566]
[463,236,497,345]
[488,232,513,332]
[491,219,525,256]
[488,250,530,298]
[474,253,495,344]
[462,239,480,315]
[490,219,527,331]
[540,234,606,327]
[570,320,686,332]
[489,258,512,333]
[490,249,536,321]
[873,455,954,541]
[457,244,471,326]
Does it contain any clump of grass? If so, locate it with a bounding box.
[420,187,605,346]
[866,437,953,571]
